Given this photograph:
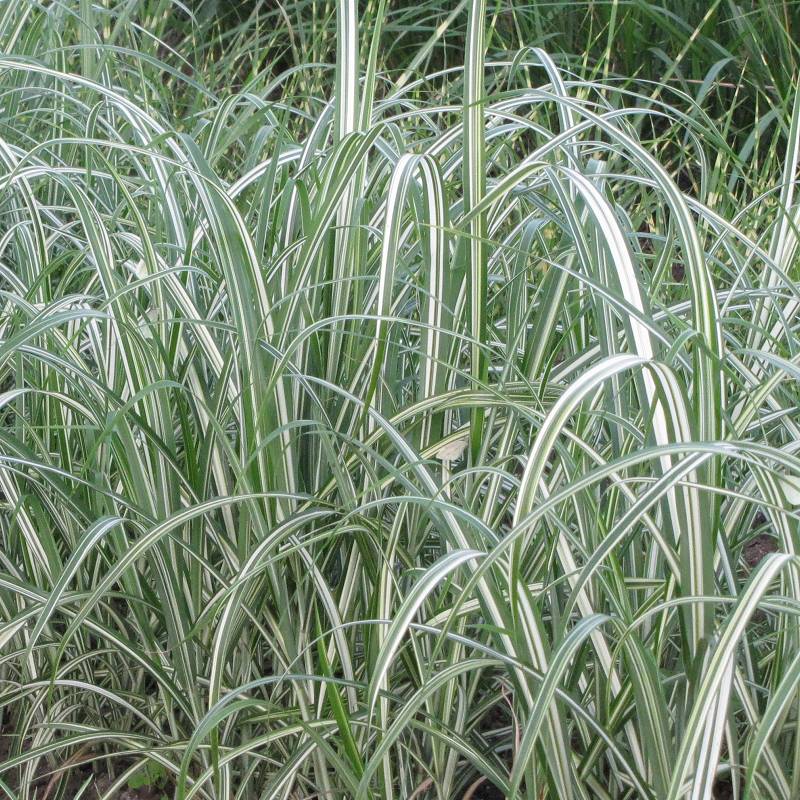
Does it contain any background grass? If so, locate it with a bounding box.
[1,1,800,798]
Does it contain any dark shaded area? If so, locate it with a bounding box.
[472,781,505,799]
[744,533,778,568]
[714,776,734,799]
[0,728,168,800]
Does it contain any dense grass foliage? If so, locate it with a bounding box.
[1,1,800,798]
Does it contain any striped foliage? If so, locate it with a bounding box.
[1,2,799,799]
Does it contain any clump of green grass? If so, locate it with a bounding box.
[1,2,800,799]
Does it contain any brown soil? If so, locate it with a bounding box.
[0,729,164,800]
[743,533,778,568]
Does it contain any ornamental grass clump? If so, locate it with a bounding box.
[1,2,799,798]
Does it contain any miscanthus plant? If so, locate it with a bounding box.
[1,1,800,798]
